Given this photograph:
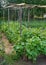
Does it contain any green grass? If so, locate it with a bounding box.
[22,20,46,28]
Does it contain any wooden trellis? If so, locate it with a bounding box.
[3,3,36,21]
[2,3,46,35]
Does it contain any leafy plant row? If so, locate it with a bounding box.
[0,21,46,62]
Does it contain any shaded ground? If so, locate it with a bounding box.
[14,56,46,65]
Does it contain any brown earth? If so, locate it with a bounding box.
[1,33,14,55]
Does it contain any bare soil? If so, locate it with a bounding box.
[1,33,13,54]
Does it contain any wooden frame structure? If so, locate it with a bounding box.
[3,3,36,21]
[3,3,46,21]
[2,3,37,35]
[2,3,46,35]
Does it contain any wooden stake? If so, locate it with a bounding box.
[19,8,22,36]
[8,8,10,21]
[3,9,5,21]
[28,8,30,22]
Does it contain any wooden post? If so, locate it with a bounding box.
[33,7,34,21]
[15,9,16,21]
[19,8,22,36]
[28,8,30,22]
[8,8,10,21]
[23,8,26,22]
[3,9,5,21]
[17,10,20,21]
[41,8,43,20]
[23,9,25,21]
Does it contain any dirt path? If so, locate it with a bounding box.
[1,33,14,54]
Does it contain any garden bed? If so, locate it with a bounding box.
[0,21,46,65]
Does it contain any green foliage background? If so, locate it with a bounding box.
[8,0,46,5]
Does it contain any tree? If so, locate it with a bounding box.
[0,0,9,8]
